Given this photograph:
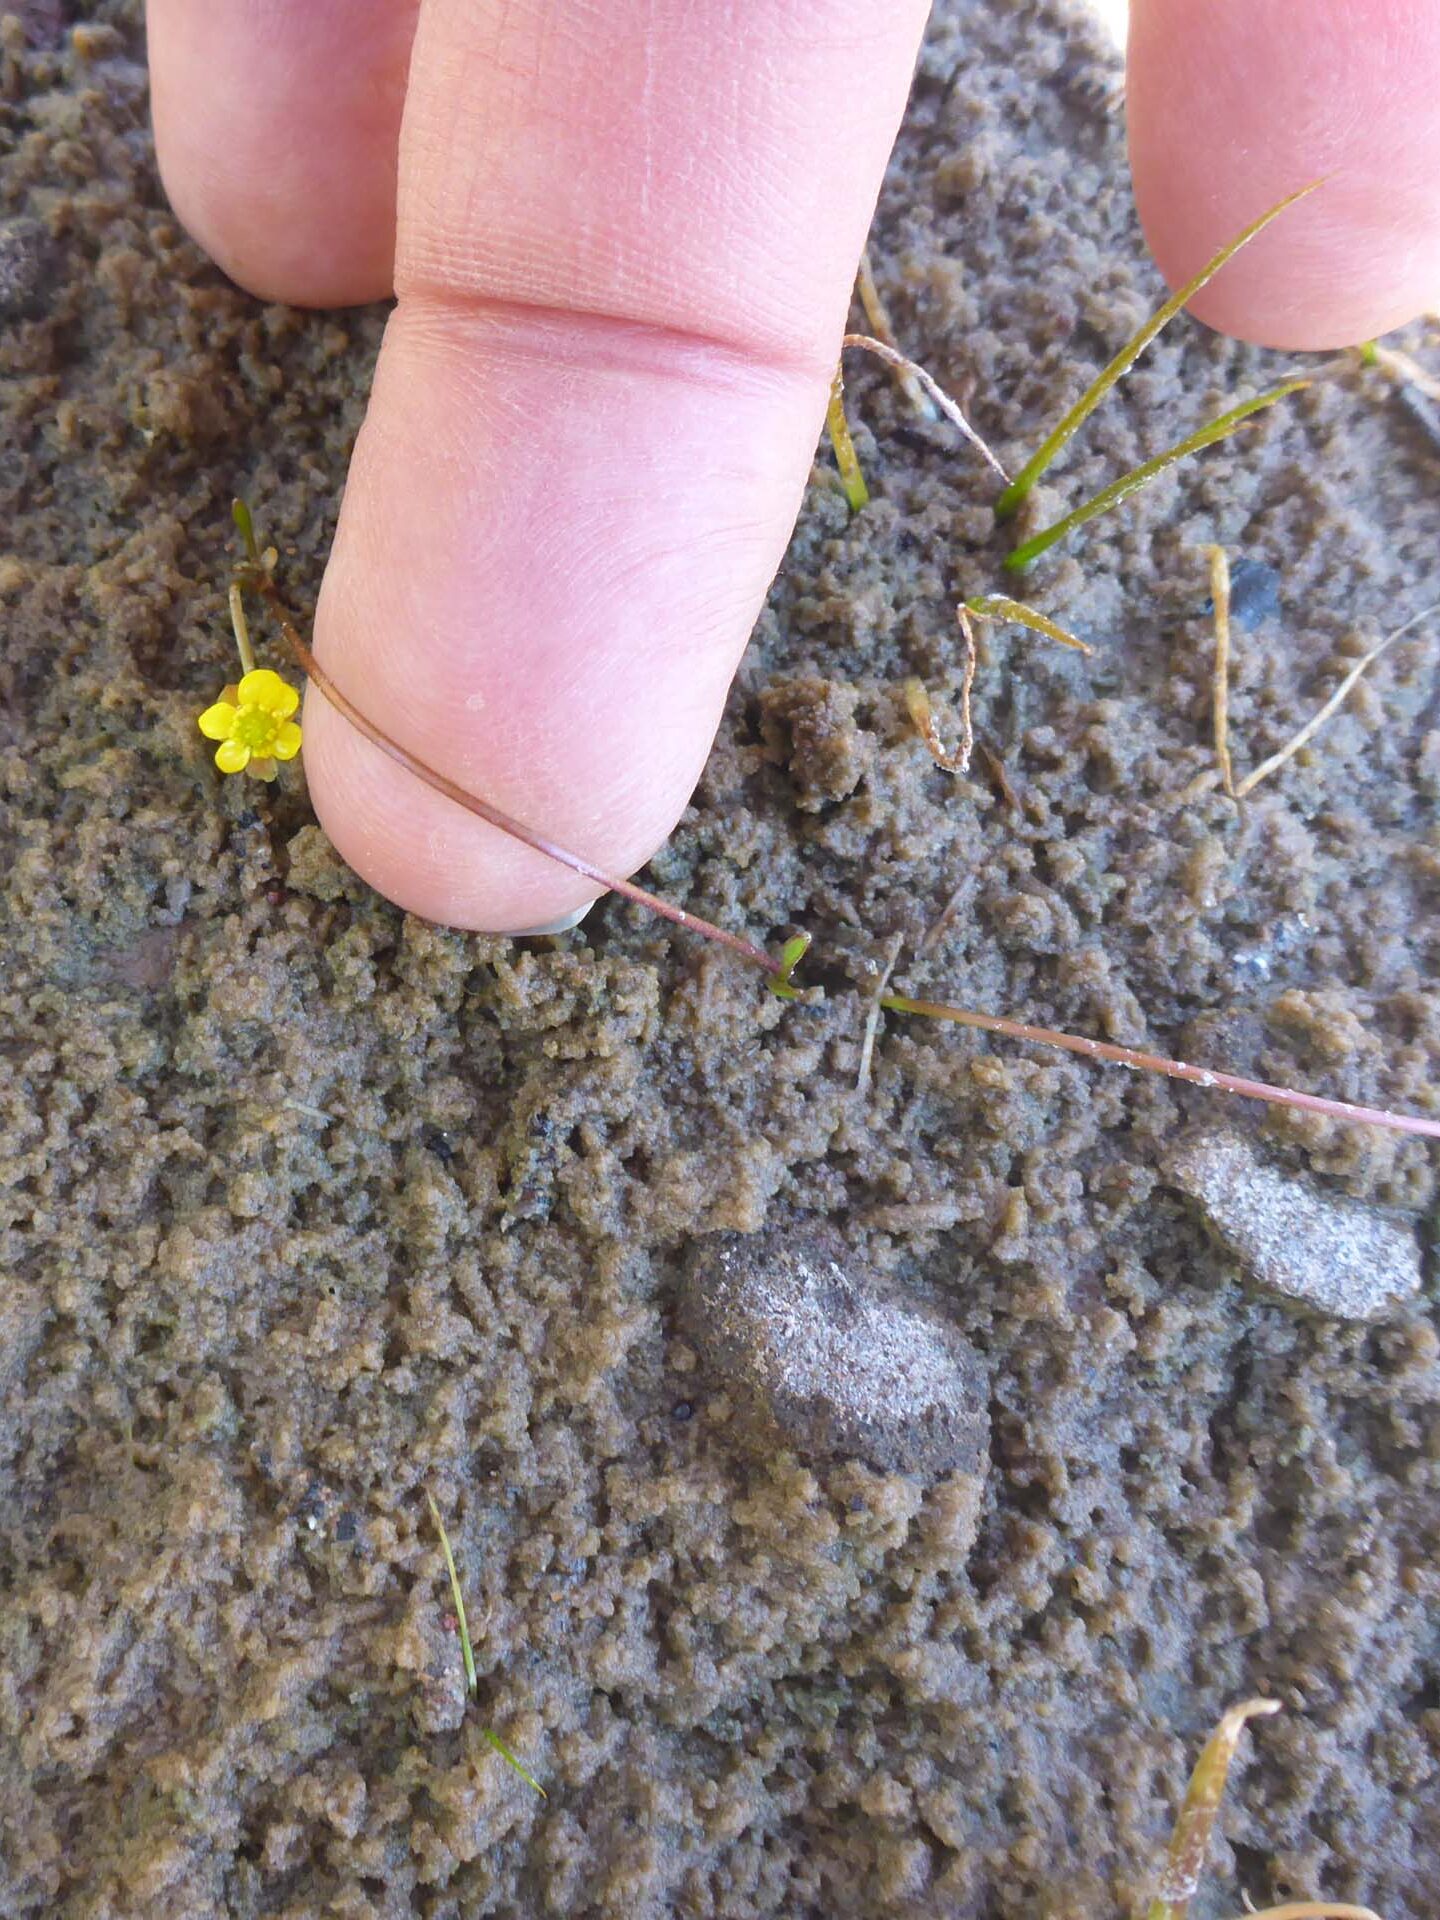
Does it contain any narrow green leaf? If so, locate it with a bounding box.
[995,182,1317,518]
[826,367,869,513]
[426,1491,477,1696]
[1003,380,1308,573]
[231,497,260,564]
[426,1494,546,1797]
[483,1728,548,1798]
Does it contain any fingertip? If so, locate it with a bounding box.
[146,0,416,307]
[299,305,822,934]
[1127,0,1440,348]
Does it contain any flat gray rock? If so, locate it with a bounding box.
[679,1226,989,1474]
[1167,1131,1422,1321]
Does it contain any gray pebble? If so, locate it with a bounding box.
[679,1226,989,1475]
[1167,1130,1421,1320]
[0,219,54,322]
[1202,555,1281,631]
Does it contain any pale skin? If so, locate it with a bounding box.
[145,0,1440,933]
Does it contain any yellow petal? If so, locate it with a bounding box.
[271,720,302,761]
[198,700,238,740]
[248,757,278,782]
[238,667,299,717]
[215,738,250,774]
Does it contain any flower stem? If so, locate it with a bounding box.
[879,994,1440,1139]
[228,583,257,676]
[241,559,781,976]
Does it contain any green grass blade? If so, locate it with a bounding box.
[231,497,260,564]
[426,1494,546,1797]
[483,1728,548,1798]
[426,1491,477,1695]
[826,366,869,512]
[1003,380,1308,573]
[995,182,1317,519]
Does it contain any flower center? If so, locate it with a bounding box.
[233,707,280,753]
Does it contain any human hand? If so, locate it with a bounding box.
[147,0,1440,933]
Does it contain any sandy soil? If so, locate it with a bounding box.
[3,3,1439,1916]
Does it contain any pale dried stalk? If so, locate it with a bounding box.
[855,249,937,419]
[1149,1699,1281,1920]
[1229,1906,1382,1920]
[856,933,904,1096]
[1209,546,1237,799]
[843,333,1009,482]
[228,582,257,675]
[1235,601,1438,798]
[903,608,977,776]
[1176,602,1439,805]
[1364,342,1440,404]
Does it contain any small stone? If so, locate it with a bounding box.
[1167,1131,1421,1320]
[1203,555,1281,632]
[679,1226,989,1474]
[0,218,54,322]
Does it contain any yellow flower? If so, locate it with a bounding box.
[198,668,302,780]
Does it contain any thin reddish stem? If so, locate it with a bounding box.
[227,518,1440,1145]
[253,577,778,975]
[882,994,1440,1139]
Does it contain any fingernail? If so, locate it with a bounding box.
[508,902,594,937]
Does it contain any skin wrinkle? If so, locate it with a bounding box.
[395,0,929,356]
[398,281,828,389]
[312,307,811,762]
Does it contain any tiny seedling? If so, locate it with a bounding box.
[826,363,870,513]
[425,1492,546,1798]
[222,172,1440,1152]
[1144,1698,1380,1920]
[966,593,1092,655]
[766,931,819,1004]
[835,189,1315,570]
